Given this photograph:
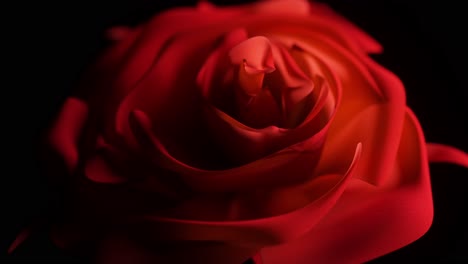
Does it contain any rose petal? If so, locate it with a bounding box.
[197,1,216,12]
[257,29,383,100]
[235,87,283,129]
[233,2,382,55]
[268,43,310,89]
[113,6,383,167]
[84,136,190,201]
[197,28,249,99]
[116,18,248,169]
[8,225,34,254]
[267,32,405,185]
[254,0,310,16]
[236,60,267,96]
[281,85,315,128]
[83,135,146,184]
[127,143,361,245]
[101,1,380,144]
[65,143,360,264]
[198,0,311,16]
[48,97,88,172]
[309,2,383,54]
[204,79,335,164]
[204,45,340,163]
[258,108,433,264]
[85,151,128,184]
[129,109,327,192]
[312,50,406,185]
[204,106,287,163]
[229,36,275,74]
[115,6,249,140]
[115,3,379,137]
[252,252,264,264]
[316,102,405,185]
[265,43,314,128]
[110,4,243,104]
[427,143,468,167]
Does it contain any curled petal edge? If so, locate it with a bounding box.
[125,143,362,247]
[129,109,331,192]
[48,97,89,173]
[427,143,468,167]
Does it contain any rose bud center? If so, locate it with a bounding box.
[196,29,337,165]
[229,36,320,129]
[198,28,331,131]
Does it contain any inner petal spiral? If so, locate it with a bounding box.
[195,30,337,165]
[224,35,318,129]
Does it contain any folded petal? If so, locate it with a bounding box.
[309,2,383,54]
[48,97,89,172]
[129,109,333,192]
[126,143,361,246]
[197,28,249,100]
[259,108,433,264]
[304,39,405,185]
[316,102,405,186]
[84,144,129,184]
[229,36,275,75]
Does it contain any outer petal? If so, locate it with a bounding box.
[120,143,361,248]
[317,57,405,185]
[115,16,242,169]
[259,108,433,264]
[48,97,89,172]
[49,143,361,264]
[216,1,381,55]
[309,2,383,54]
[114,5,249,139]
[253,0,311,16]
[427,143,468,167]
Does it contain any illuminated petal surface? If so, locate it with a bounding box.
[259,109,433,264]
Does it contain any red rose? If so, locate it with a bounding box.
[12,1,468,263]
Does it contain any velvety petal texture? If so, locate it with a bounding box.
[13,0,467,264]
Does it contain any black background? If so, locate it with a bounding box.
[4,0,467,263]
